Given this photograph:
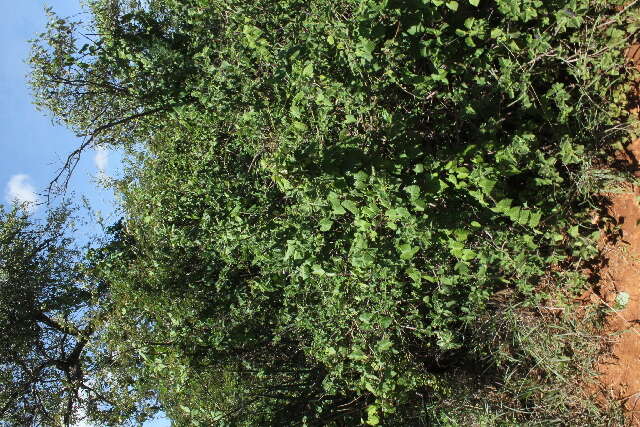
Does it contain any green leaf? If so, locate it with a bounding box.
[398,244,420,260]
[348,348,367,360]
[312,264,326,275]
[461,249,476,261]
[319,218,333,232]
[412,199,426,212]
[478,177,497,195]
[508,207,530,225]
[454,229,469,242]
[359,312,374,323]
[354,170,369,182]
[492,198,513,213]
[377,338,393,352]
[351,252,375,268]
[407,24,425,36]
[469,0,479,6]
[568,225,579,238]
[273,175,293,191]
[529,211,542,228]
[356,38,376,62]
[490,28,503,39]
[379,316,393,328]
[302,62,314,77]
[386,207,411,221]
[344,114,357,124]
[446,1,459,10]
[341,200,359,215]
[284,240,298,261]
[367,405,380,426]
[404,185,420,199]
[292,121,307,132]
[328,192,346,215]
[406,267,421,285]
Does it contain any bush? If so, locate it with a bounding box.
[32,0,638,424]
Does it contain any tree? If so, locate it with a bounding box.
[0,203,87,426]
[0,205,158,426]
[28,1,197,195]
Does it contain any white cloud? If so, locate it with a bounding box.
[93,145,109,177]
[5,174,38,211]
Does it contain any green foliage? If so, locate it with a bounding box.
[0,204,84,426]
[0,206,159,427]
[28,0,639,424]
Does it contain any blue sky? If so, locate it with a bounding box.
[0,1,168,426]
[0,0,117,226]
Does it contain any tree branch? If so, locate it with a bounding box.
[35,312,83,337]
[46,103,173,201]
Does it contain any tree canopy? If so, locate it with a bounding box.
[0,206,159,426]
[0,204,86,426]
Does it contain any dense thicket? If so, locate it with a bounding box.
[22,0,639,425]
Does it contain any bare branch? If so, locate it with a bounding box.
[45,104,171,202]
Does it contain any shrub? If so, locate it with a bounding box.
[32,0,638,424]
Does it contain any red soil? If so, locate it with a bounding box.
[593,127,640,421]
[595,189,640,416]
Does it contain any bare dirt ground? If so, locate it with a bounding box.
[592,47,640,421]
[594,178,640,423]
